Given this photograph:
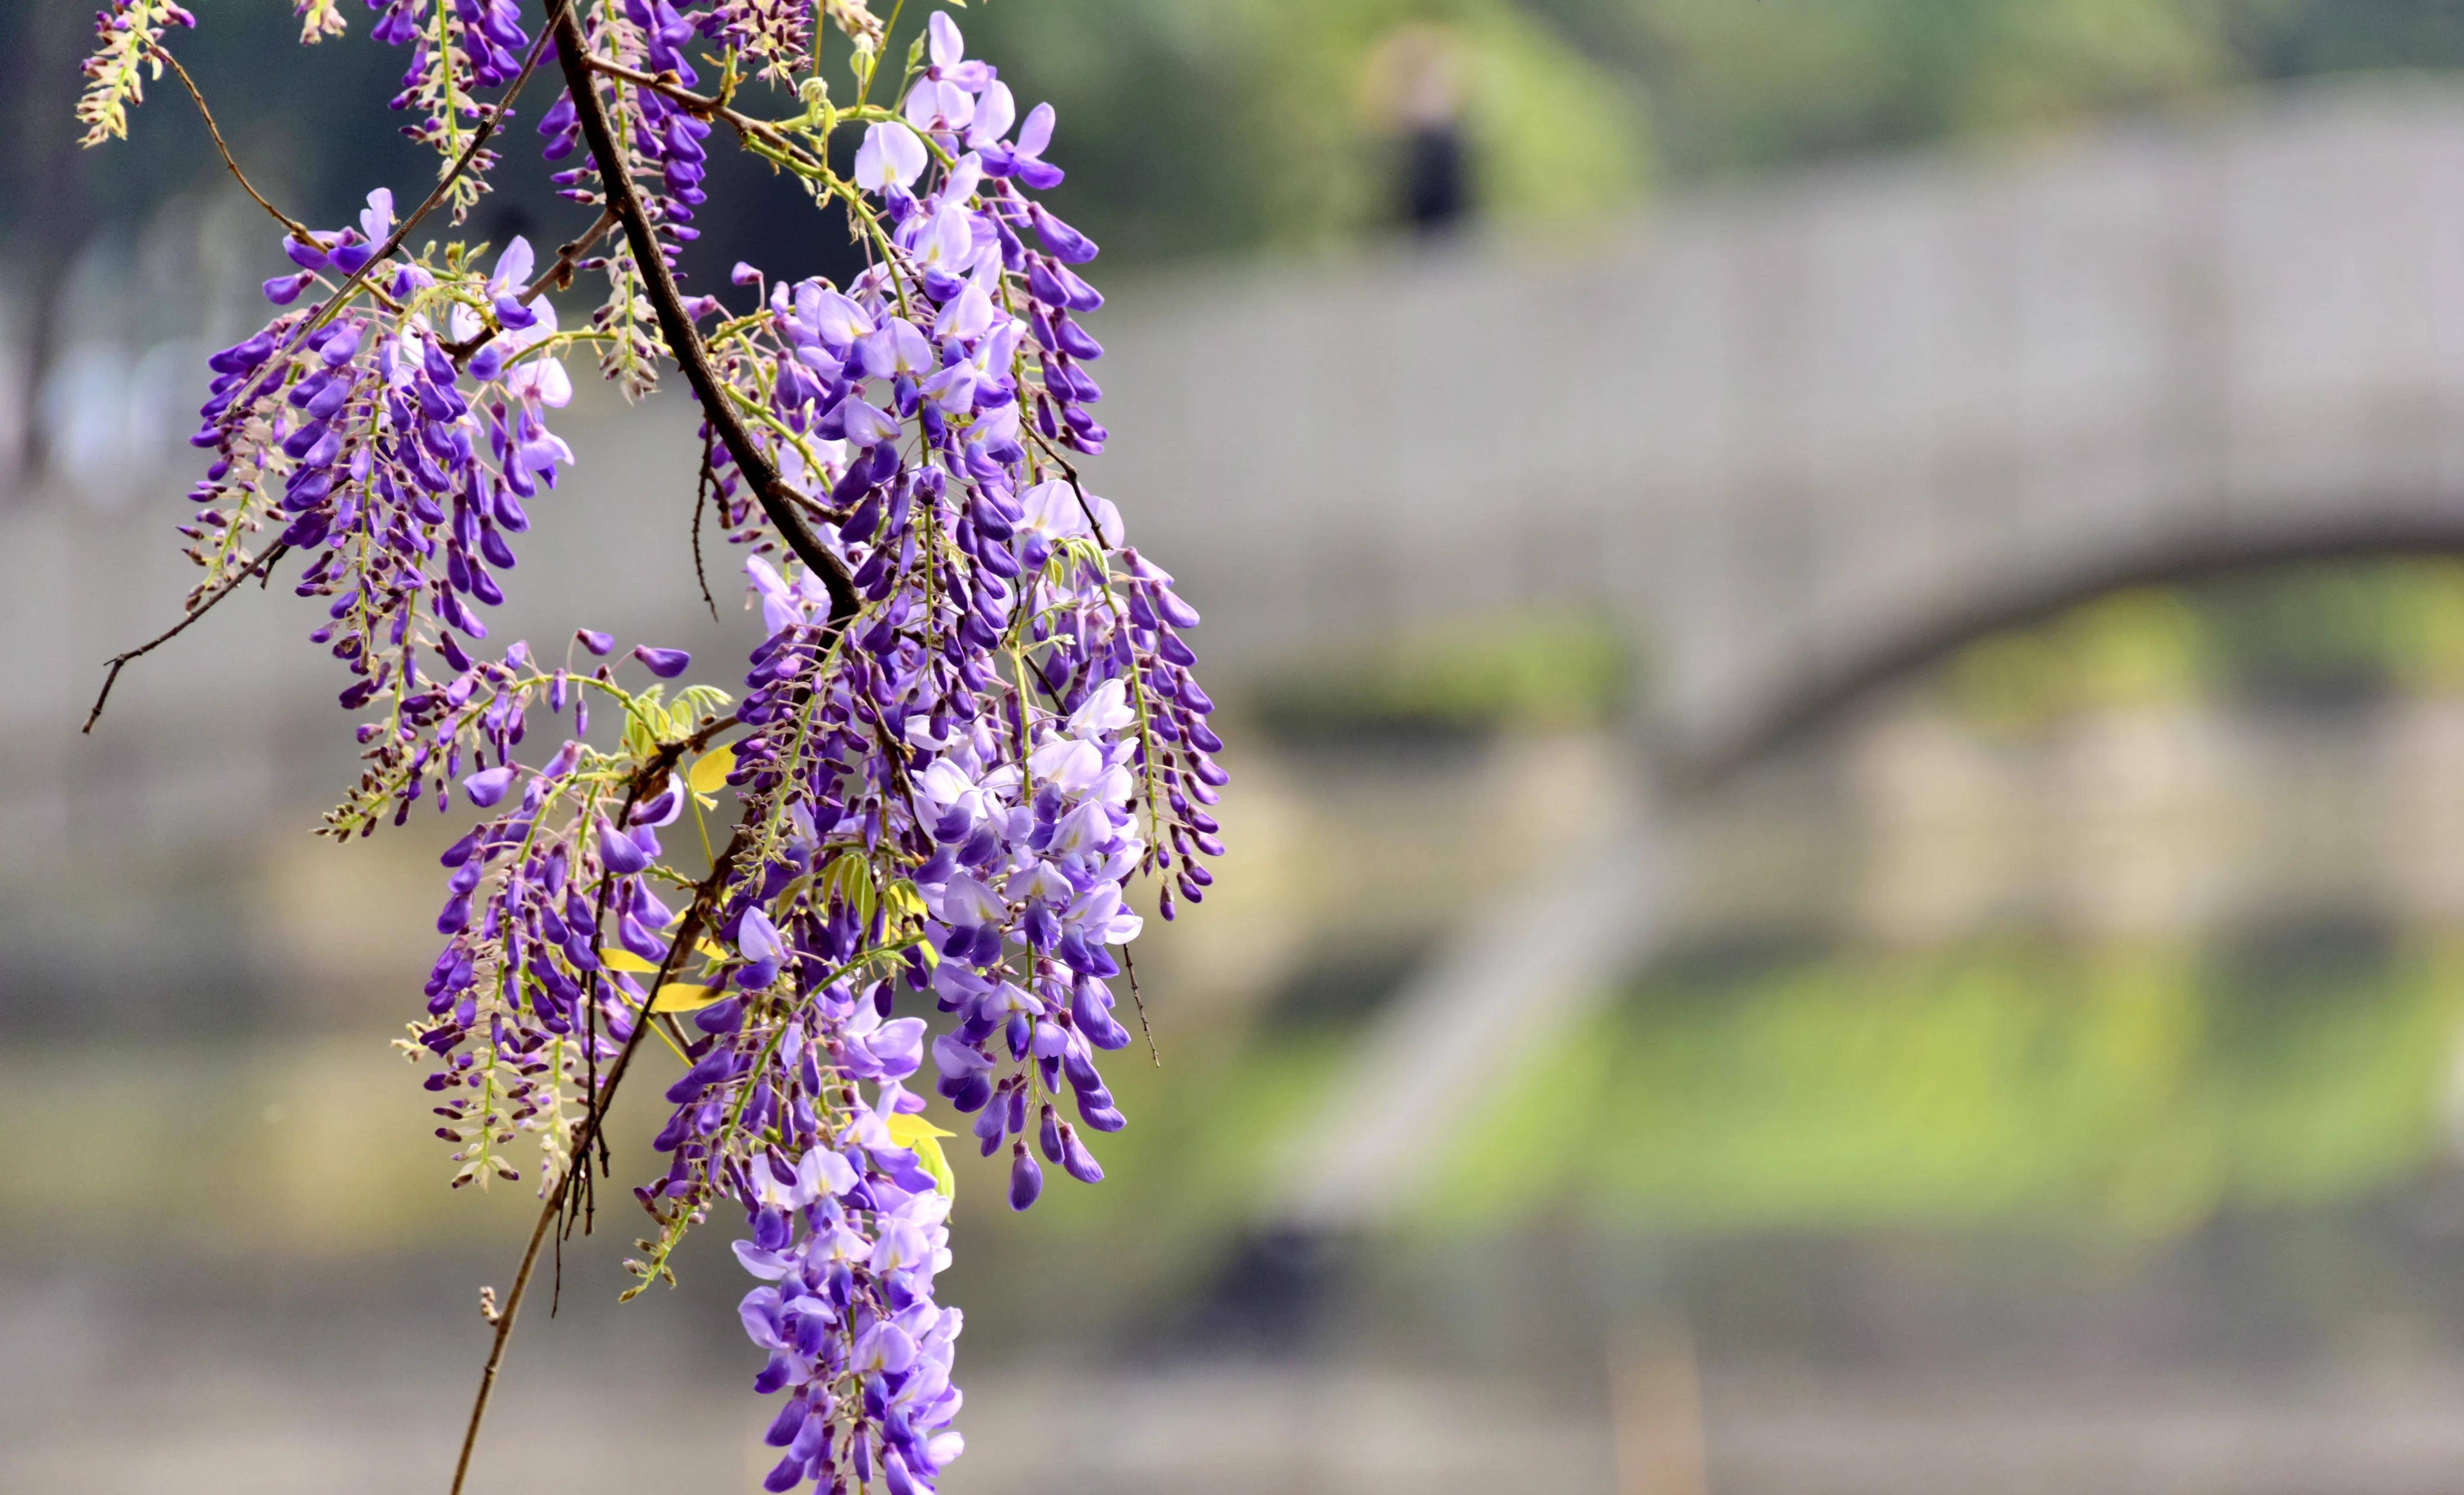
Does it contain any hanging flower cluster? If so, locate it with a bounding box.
[180,192,583,824]
[74,0,196,146]
[77,5,1220,1493]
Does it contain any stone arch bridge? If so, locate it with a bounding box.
[1091,79,2464,785]
[1067,81,2464,1225]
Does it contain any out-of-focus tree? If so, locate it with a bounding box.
[1523,0,2234,174]
[22,0,2464,482]
[952,0,1647,254]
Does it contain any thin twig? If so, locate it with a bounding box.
[576,708,740,1234]
[450,742,747,1495]
[1028,429,1116,552]
[692,425,718,621]
[144,39,310,239]
[1120,946,1158,1066]
[440,206,620,362]
[581,53,824,170]
[552,14,858,618]
[82,544,288,733]
[305,19,558,343]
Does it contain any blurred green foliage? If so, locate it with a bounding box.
[1254,609,1632,741]
[1943,562,2464,730]
[1431,928,2464,1236]
[1528,0,2229,176]
[27,0,2464,273]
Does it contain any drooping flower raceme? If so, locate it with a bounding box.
[78,5,1218,1493]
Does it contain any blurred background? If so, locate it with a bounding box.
[22,1,2464,1491]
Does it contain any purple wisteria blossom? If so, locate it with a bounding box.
[76,5,1216,1492]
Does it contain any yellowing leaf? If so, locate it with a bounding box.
[883,878,927,923]
[651,982,724,1013]
[886,1112,955,1143]
[610,938,719,972]
[889,1112,957,1198]
[688,743,736,796]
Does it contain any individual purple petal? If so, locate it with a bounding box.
[836,396,901,446]
[854,121,927,193]
[740,905,785,966]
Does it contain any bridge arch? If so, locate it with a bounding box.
[1279,515,2464,1231]
[1680,509,2464,788]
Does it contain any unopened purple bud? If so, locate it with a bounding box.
[883,1453,920,1495]
[1059,1124,1104,1183]
[764,1395,808,1448]
[1030,205,1099,263]
[262,272,315,304]
[633,645,691,678]
[597,815,651,874]
[463,765,516,806]
[1008,1140,1042,1210]
[206,332,274,374]
[575,628,615,656]
[618,913,666,963]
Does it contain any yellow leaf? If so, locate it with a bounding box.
[889,1112,957,1198]
[651,982,724,1013]
[610,938,720,973]
[883,878,927,923]
[886,1112,955,1142]
[688,743,736,796]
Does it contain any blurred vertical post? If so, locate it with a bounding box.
[1609,1319,1707,1495]
[1361,23,1470,235]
